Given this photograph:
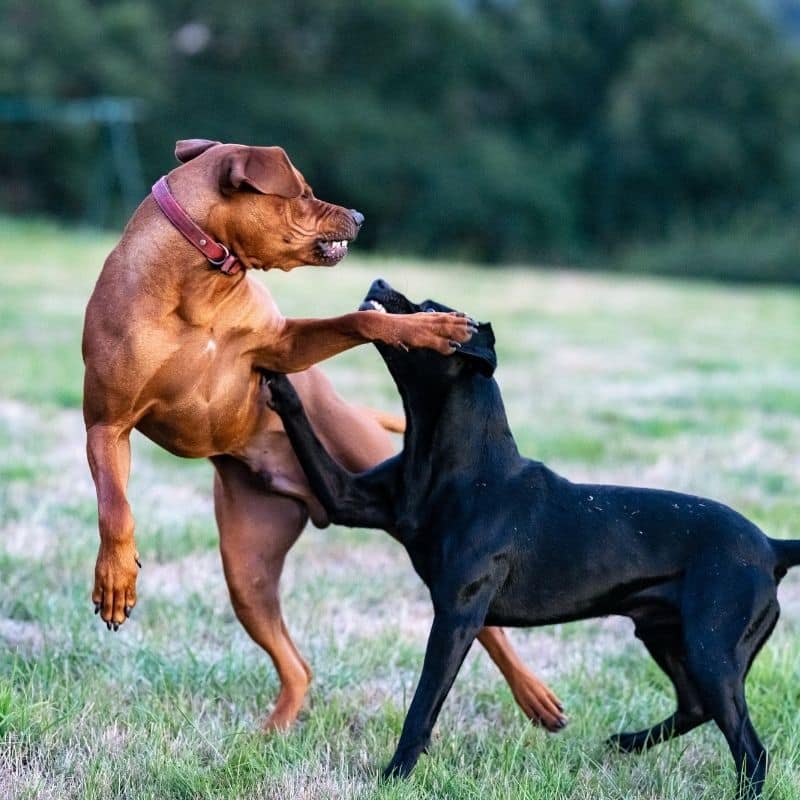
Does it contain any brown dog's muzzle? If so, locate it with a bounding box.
[312,207,364,265]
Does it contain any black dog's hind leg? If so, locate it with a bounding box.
[610,619,709,752]
[687,665,768,800]
[683,570,779,800]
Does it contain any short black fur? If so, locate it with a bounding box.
[263,279,800,798]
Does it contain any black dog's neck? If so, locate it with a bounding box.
[397,372,521,502]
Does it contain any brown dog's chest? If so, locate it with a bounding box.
[132,326,269,458]
[132,341,330,523]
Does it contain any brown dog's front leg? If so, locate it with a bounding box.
[477,627,566,731]
[86,424,141,629]
[255,311,476,373]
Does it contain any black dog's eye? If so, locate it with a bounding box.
[426,308,435,313]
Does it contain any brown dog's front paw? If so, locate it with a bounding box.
[92,540,140,630]
[399,311,477,355]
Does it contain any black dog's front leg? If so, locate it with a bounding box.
[263,371,397,529]
[383,564,507,779]
[383,608,488,779]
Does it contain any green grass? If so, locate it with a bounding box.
[0,215,799,798]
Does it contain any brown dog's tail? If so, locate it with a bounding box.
[365,407,406,434]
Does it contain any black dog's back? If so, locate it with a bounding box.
[477,459,778,626]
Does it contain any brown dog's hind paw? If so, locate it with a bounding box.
[261,688,308,733]
[510,673,568,732]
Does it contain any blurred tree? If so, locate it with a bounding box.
[1,0,799,276]
[598,0,798,241]
[0,0,166,218]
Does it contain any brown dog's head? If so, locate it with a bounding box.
[174,139,363,271]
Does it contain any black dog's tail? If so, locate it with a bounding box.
[771,538,800,572]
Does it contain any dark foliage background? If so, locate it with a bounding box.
[2,0,800,278]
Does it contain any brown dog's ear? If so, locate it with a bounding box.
[175,139,221,163]
[219,146,303,198]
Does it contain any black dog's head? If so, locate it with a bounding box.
[359,279,497,390]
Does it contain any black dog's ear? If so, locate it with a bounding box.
[459,322,497,376]
[421,298,456,314]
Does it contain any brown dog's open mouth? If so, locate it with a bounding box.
[315,238,351,265]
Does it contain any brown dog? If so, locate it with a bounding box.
[82,139,565,732]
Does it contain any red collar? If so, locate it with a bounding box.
[151,176,243,275]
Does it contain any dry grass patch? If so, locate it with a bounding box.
[0,219,798,798]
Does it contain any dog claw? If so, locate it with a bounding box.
[124,606,132,618]
[449,341,462,349]
[135,556,142,569]
[106,621,112,631]
[94,602,101,614]
[113,623,120,631]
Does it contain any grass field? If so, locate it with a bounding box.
[1,215,799,799]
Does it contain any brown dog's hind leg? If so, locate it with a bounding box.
[213,456,312,731]
[477,627,566,731]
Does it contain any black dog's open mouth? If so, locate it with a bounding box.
[357,280,419,314]
[360,297,387,312]
[315,238,351,265]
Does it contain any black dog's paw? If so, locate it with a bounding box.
[380,760,412,782]
[607,731,646,754]
[380,739,430,781]
[261,371,301,414]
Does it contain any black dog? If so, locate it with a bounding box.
[264,279,800,798]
